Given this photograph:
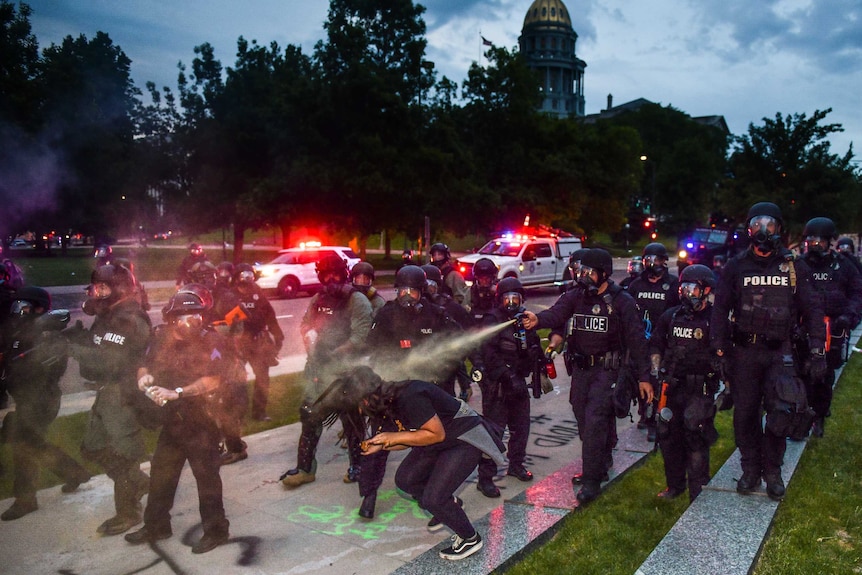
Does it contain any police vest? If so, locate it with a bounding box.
[733,254,795,339]
[307,289,356,352]
[805,253,854,318]
[664,307,712,375]
[567,285,625,355]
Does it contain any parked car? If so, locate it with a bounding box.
[254,245,361,299]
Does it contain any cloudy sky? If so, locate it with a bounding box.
[21,0,862,157]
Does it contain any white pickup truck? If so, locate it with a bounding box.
[455,233,583,288]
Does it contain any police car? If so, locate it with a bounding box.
[254,243,360,299]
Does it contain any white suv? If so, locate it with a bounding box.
[254,245,360,298]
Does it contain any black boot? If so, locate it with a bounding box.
[281,425,320,488]
[359,492,377,519]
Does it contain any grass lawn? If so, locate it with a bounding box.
[504,340,862,575]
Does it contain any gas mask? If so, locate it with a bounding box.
[172,313,203,339]
[679,282,708,312]
[396,286,422,311]
[352,274,372,295]
[643,255,667,278]
[576,265,601,295]
[805,236,829,261]
[82,282,113,316]
[500,291,523,317]
[748,215,782,253]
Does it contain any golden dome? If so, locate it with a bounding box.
[523,0,573,29]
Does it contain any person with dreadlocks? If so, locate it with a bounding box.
[313,366,505,561]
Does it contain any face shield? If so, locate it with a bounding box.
[217,269,232,285]
[500,291,523,314]
[627,259,644,275]
[396,286,422,309]
[352,273,372,294]
[576,265,600,292]
[643,255,667,275]
[837,243,854,256]
[475,274,495,289]
[748,215,780,251]
[87,282,113,300]
[10,300,34,317]
[431,251,446,264]
[172,313,203,338]
[190,246,204,257]
[805,235,829,257]
[680,281,708,310]
[425,279,439,295]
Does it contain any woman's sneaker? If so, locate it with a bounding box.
[439,532,483,560]
[426,497,463,531]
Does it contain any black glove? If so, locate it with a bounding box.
[711,352,728,378]
[807,352,828,381]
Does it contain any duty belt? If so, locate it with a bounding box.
[572,351,621,370]
[733,331,782,348]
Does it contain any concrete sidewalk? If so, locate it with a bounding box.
[0,357,656,575]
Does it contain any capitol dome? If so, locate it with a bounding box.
[523,0,573,30]
[519,0,586,117]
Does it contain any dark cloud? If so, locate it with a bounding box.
[692,0,862,73]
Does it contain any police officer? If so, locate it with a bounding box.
[357,265,462,518]
[281,255,373,488]
[69,264,152,535]
[798,217,862,437]
[521,249,652,504]
[564,248,590,291]
[1,287,90,520]
[711,202,826,501]
[836,237,862,273]
[620,255,644,289]
[475,277,539,498]
[650,265,720,501]
[351,261,386,316]
[175,242,209,288]
[627,242,680,441]
[467,258,498,326]
[430,242,469,309]
[125,287,231,554]
[232,263,284,421]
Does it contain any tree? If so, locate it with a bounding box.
[725,109,861,237]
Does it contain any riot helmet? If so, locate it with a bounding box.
[350,261,375,294]
[495,277,526,316]
[316,255,349,296]
[678,264,715,311]
[216,262,234,286]
[429,242,451,265]
[472,257,498,289]
[421,264,443,295]
[162,284,212,338]
[189,260,217,286]
[83,264,136,315]
[642,242,669,276]
[577,249,613,294]
[746,202,783,252]
[567,248,590,278]
[233,263,257,286]
[93,244,112,261]
[10,286,51,317]
[401,249,415,264]
[803,217,836,258]
[189,242,204,257]
[836,237,856,257]
[394,265,426,310]
[627,255,644,276]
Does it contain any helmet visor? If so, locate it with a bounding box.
[173,313,203,332]
[238,270,255,283]
[837,243,853,254]
[805,236,828,252]
[10,300,34,316]
[643,254,666,266]
[425,279,439,294]
[88,282,113,300]
[748,215,778,235]
[501,292,522,310]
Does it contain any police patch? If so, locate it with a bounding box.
[574,314,608,332]
[662,283,670,291]
[694,328,704,340]
[253,293,260,301]
[592,304,601,315]
[779,262,789,273]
